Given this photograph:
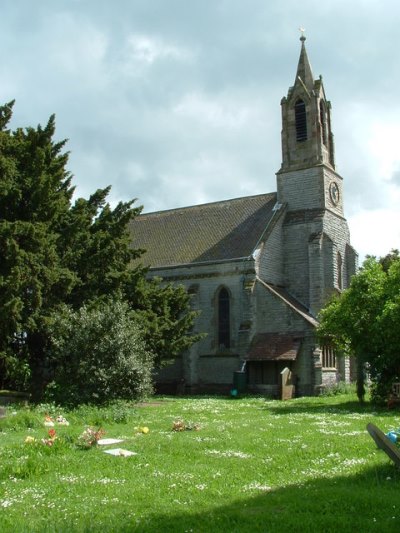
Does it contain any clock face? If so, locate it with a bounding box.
[329,181,340,206]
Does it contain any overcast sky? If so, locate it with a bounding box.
[1,0,399,262]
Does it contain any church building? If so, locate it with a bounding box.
[129,36,358,397]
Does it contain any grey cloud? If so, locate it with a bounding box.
[2,0,400,260]
[391,171,400,187]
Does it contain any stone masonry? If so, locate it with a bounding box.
[129,36,358,397]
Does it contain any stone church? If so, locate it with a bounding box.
[129,36,358,397]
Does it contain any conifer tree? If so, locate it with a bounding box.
[0,102,75,388]
[0,102,199,395]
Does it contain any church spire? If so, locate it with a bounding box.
[294,32,314,92]
[278,33,336,173]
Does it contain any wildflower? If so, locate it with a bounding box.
[44,415,54,427]
[243,482,272,492]
[206,449,251,459]
[138,426,149,434]
[24,436,35,444]
[1,500,12,508]
[56,415,69,426]
[41,428,57,446]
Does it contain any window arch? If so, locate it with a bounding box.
[217,288,230,350]
[319,100,327,146]
[295,99,307,142]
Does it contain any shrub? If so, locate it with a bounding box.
[45,299,154,406]
[0,407,42,431]
[319,382,356,397]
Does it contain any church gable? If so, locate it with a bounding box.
[130,192,277,268]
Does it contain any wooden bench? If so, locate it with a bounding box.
[387,382,400,409]
[367,423,400,468]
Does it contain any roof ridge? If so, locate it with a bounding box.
[140,191,276,217]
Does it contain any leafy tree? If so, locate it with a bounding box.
[0,101,200,396]
[45,299,153,406]
[317,255,400,403]
[379,248,400,273]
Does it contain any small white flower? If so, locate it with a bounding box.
[1,500,12,508]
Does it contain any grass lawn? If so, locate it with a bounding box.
[0,393,400,532]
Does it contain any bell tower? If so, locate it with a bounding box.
[276,34,357,315]
[280,34,336,174]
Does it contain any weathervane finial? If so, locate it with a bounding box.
[299,27,306,42]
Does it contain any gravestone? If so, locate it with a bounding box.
[366,422,400,468]
[280,367,295,400]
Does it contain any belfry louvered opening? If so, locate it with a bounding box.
[319,100,327,146]
[295,99,307,142]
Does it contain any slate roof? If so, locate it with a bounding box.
[246,333,304,361]
[129,193,277,268]
[256,278,319,328]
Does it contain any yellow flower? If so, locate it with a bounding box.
[25,436,35,444]
[139,426,149,434]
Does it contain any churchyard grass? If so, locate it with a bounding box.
[1,394,400,532]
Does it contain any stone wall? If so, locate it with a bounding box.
[254,281,317,395]
[153,258,256,389]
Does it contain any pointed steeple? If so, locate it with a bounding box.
[276,35,356,317]
[279,33,336,173]
[295,33,314,92]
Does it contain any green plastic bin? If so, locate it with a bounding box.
[233,370,247,392]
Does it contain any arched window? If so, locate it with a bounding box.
[218,288,230,350]
[295,99,307,142]
[319,100,327,146]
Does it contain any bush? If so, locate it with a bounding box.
[0,407,42,431]
[369,380,395,406]
[45,299,154,406]
[319,382,356,397]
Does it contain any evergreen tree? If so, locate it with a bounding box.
[0,102,200,396]
[126,276,202,369]
[0,103,75,388]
